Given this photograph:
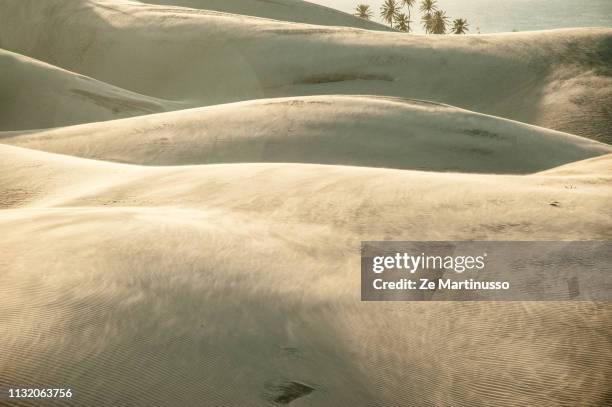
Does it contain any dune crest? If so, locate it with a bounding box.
[2,95,610,172]
[1,144,610,239]
[0,49,176,130]
[137,0,391,30]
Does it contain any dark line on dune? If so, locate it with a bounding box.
[295,73,394,85]
[70,89,162,114]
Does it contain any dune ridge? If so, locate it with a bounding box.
[0,0,610,140]
[0,48,177,131]
[1,143,611,239]
[3,95,609,172]
[1,0,611,406]
[137,0,391,30]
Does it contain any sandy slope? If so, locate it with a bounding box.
[138,0,390,30]
[4,208,610,407]
[1,144,611,237]
[1,0,611,406]
[1,144,611,406]
[0,49,177,131]
[0,0,610,141]
[3,95,609,173]
[539,152,612,176]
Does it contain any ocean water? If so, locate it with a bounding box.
[309,0,612,33]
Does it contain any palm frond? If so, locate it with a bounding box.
[394,13,412,32]
[380,0,400,28]
[430,9,449,34]
[354,4,373,20]
[452,18,469,34]
[419,0,437,14]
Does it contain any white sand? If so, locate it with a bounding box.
[0,49,178,130]
[1,143,611,405]
[1,0,610,141]
[0,0,610,406]
[139,0,391,30]
[3,95,609,172]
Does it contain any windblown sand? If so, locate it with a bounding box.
[0,0,611,406]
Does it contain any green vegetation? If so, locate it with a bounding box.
[356,0,470,34]
[399,0,416,32]
[452,18,469,34]
[380,0,400,29]
[394,13,411,32]
[354,4,373,20]
[420,0,437,33]
[430,9,450,34]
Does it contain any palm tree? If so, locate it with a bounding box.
[430,9,449,34]
[354,4,373,20]
[421,13,432,33]
[394,13,411,32]
[419,0,437,14]
[452,18,469,34]
[419,0,438,33]
[380,0,400,29]
[399,0,416,22]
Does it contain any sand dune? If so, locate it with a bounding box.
[138,0,390,30]
[1,0,611,405]
[1,144,611,405]
[539,153,612,176]
[1,0,610,140]
[1,144,611,238]
[0,49,176,131]
[1,208,610,407]
[3,208,611,407]
[3,95,609,173]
